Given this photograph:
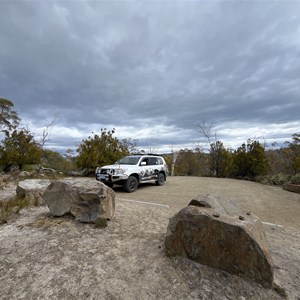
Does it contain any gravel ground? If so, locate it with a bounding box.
[0,176,299,299]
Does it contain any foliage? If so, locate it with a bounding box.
[290,173,300,184]
[174,148,207,176]
[232,139,269,179]
[163,155,172,175]
[209,140,233,177]
[265,148,289,175]
[121,138,139,154]
[284,133,300,174]
[256,173,290,186]
[76,128,130,170]
[0,98,20,132]
[41,149,75,172]
[0,129,42,171]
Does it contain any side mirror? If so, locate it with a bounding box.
[140,161,146,166]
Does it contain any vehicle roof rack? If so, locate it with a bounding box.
[132,153,162,156]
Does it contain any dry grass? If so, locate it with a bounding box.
[0,196,30,224]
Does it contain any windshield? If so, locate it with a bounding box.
[115,156,141,165]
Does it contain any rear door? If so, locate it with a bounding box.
[139,157,158,181]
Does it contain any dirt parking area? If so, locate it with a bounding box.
[0,176,299,299]
[115,176,300,229]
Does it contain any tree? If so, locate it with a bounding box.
[0,129,42,171]
[76,128,130,171]
[284,133,300,174]
[121,138,138,154]
[169,145,179,176]
[0,98,20,132]
[233,139,269,179]
[198,122,232,176]
[41,149,75,172]
[175,148,205,176]
[40,114,59,148]
[210,140,233,177]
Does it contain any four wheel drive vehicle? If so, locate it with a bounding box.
[95,155,168,192]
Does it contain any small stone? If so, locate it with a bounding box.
[247,212,251,215]
[239,216,245,220]
[213,213,220,218]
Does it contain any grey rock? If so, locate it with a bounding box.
[43,178,115,223]
[16,179,51,205]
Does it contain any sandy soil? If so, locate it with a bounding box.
[0,176,299,299]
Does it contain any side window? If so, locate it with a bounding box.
[140,158,149,165]
[157,158,163,165]
[149,158,158,165]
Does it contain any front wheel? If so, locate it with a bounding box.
[156,173,165,186]
[123,176,138,193]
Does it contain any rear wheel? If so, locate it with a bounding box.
[123,176,138,192]
[156,172,165,186]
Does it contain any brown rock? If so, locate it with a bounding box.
[165,195,274,288]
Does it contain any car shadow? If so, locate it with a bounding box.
[113,182,158,194]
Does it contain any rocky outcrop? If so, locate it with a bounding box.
[16,179,51,205]
[165,194,274,288]
[43,178,115,223]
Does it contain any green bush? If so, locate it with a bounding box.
[256,173,290,186]
[270,173,290,185]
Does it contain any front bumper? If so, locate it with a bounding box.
[96,173,129,184]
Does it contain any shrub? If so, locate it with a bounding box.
[94,217,108,229]
[269,173,290,186]
[256,173,290,186]
[290,173,300,184]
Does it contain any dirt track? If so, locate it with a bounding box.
[0,176,299,299]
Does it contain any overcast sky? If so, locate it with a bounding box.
[0,0,299,153]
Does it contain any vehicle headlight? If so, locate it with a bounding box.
[112,168,126,175]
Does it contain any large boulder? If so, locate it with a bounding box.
[165,194,274,288]
[43,178,115,223]
[16,179,51,205]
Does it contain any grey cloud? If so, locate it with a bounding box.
[0,0,299,151]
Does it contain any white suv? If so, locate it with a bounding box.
[95,154,168,192]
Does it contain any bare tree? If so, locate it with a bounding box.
[198,121,216,145]
[169,145,179,176]
[198,121,220,176]
[40,114,59,148]
[147,138,157,154]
